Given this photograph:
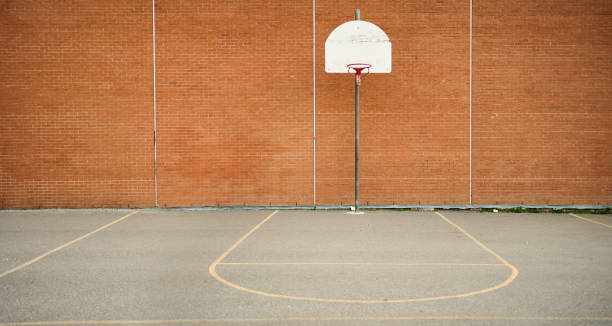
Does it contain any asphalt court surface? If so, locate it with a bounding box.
[0,209,610,325]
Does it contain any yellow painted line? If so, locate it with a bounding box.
[0,211,139,279]
[435,212,519,287]
[2,316,611,325]
[208,210,279,291]
[569,213,612,229]
[210,210,278,265]
[218,262,505,267]
[209,210,518,303]
[434,212,514,267]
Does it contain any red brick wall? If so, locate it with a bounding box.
[472,0,612,205]
[155,1,313,207]
[1,0,610,208]
[316,1,470,205]
[0,1,154,208]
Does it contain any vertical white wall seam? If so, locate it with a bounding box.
[469,0,473,205]
[153,0,158,207]
[313,0,317,207]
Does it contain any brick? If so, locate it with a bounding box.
[1,0,610,208]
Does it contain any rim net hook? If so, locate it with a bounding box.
[347,64,371,85]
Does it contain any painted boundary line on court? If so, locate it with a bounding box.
[209,210,279,266]
[2,315,611,325]
[569,213,612,229]
[0,211,139,279]
[208,211,519,303]
[218,262,505,267]
[435,212,517,269]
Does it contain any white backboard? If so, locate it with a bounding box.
[325,20,391,73]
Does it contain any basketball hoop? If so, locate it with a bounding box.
[347,63,371,85]
[326,10,391,213]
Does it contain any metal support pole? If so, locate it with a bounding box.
[355,80,359,212]
[354,8,360,212]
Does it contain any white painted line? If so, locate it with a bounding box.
[313,0,317,206]
[152,0,158,207]
[469,0,473,205]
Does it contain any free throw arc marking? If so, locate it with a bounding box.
[569,213,612,229]
[209,211,518,303]
[435,212,519,291]
[0,211,139,279]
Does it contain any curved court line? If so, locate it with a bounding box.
[2,316,612,325]
[209,211,519,303]
[0,211,139,279]
[569,213,612,229]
